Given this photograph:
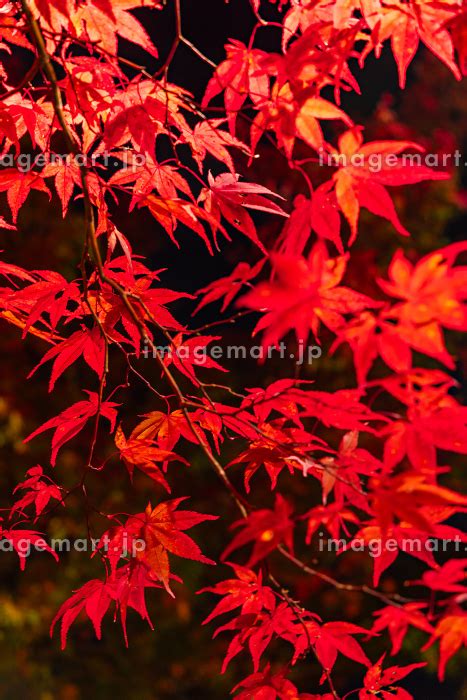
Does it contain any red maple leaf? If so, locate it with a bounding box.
[286,613,372,674]
[25,391,118,466]
[417,559,467,594]
[202,40,273,133]
[363,0,461,88]
[195,259,265,314]
[319,128,449,242]
[11,466,63,520]
[126,499,217,593]
[0,523,58,570]
[227,419,323,492]
[371,604,434,655]
[162,333,227,386]
[241,242,380,347]
[200,172,287,251]
[378,243,467,367]
[422,612,467,680]
[114,425,188,491]
[50,562,161,649]
[28,326,106,391]
[232,664,320,700]
[251,82,352,158]
[199,563,276,625]
[359,656,426,700]
[222,495,294,566]
[8,270,81,337]
[0,169,50,221]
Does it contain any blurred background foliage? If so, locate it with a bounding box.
[0,2,466,697]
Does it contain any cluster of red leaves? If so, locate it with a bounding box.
[0,0,466,697]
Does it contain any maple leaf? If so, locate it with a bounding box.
[69,1,158,58]
[371,604,434,655]
[232,664,318,700]
[379,369,467,470]
[112,561,162,645]
[240,377,305,425]
[378,244,467,367]
[277,193,342,257]
[131,409,194,448]
[103,102,163,157]
[282,20,362,100]
[195,259,266,314]
[213,607,281,673]
[143,194,217,253]
[281,0,348,49]
[320,128,449,242]
[114,425,187,491]
[359,656,426,700]
[251,82,352,158]
[95,259,191,352]
[61,56,118,129]
[8,270,81,337]
[227,419,323,492]
[0,15,34,51]
[222,494,294,566]
[186,119,251,173]
[24,391,118,466]
[363,0,461,88]
[28,326,106,391]
[296,390,385,434]
[347,522,467,586]
[126,499,217,593]
[0,523,58,570]
[0,257,34,283]
[311,429,381,511]
[199,563,276,625]
[99,79,193,158]
[130,407,223,453]
[50,562,161,649]
[199,172,287,252]
[0,168,50,222]
[417,559,467,594]
[42,159,82,216]
[10,466,63,521]
[303,503,360,543]
[422,612,467,681]
[290,615,372,673]
[51,579,113,650]
[368,474,467,533]
[202,579,349,675]
[202,39,273,133]
[242,382,384,439]
[162,333,227,386]
[108,156,192,209]
[331,310,413,386]
[240,242,381,347]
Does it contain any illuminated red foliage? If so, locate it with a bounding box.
[0,0,466,695]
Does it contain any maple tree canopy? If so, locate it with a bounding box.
[0,0,466,697]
